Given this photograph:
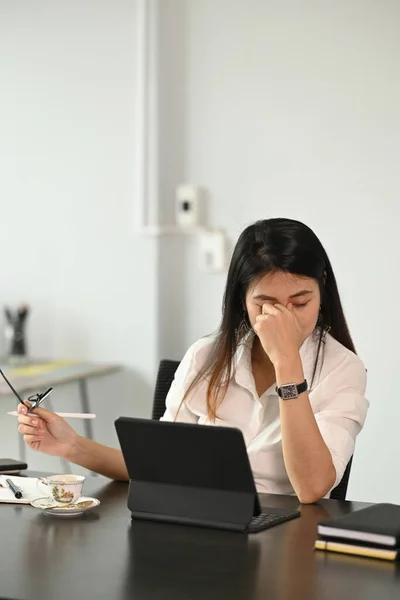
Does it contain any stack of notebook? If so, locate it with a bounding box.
[315,503,400,561]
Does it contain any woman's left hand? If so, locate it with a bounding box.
[253,303,303,366]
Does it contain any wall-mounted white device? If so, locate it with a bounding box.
[198,229,226,273]
[175,184,202,228]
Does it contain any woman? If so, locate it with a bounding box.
[17,218,368,503]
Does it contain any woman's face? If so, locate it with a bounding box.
[245,271,321,345]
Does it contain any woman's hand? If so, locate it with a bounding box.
[17,401,79,458]
[253,303,303,366]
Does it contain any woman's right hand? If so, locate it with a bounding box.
[17,401,79,459]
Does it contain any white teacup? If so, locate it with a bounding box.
[38,474,85,505]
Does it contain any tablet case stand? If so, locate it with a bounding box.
[128,480,259,532]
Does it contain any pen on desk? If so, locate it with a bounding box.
[6,478,23,499]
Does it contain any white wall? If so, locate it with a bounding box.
[172,0,400,503]
[156,0,191,361]
[0,0,158,472]
[1,0,399,503]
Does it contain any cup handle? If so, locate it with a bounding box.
[37,478,51,498]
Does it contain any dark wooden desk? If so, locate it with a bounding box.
[0,476,398,600]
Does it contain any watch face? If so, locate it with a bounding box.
[281,384,298,400]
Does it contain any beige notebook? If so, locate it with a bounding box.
[0,475,43,505]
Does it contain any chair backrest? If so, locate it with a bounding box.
[151,358,353,500]
[329,456,353,501]
[152,359,180,420]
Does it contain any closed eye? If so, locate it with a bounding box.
[293,302,309,308]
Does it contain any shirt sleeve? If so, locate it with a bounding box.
[315,355,369,489]
[160,341,201,424]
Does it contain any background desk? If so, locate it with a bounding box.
[0,475,397,600]
[0,359,119,464]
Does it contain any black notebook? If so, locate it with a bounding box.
[0,458,28,474]
[318,504,400,548]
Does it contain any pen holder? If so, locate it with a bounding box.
[4,305,29,365]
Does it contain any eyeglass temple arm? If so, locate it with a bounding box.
[0,368,28,407]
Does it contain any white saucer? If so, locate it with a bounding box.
[31,496,100,517]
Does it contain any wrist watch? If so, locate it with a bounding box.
[275,380,308,400]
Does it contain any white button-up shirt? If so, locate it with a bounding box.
[161,332,368,495]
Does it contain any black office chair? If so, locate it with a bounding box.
[151,359,353,500]
[329,457,353,501]
[152,359,181,421]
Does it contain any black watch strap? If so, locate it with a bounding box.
[275,379,308,400]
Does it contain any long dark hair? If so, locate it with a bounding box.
[182,218,355,421]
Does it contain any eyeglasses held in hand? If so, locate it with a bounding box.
[0,368,53,411]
